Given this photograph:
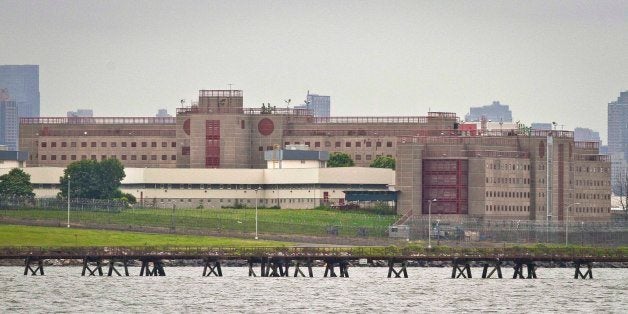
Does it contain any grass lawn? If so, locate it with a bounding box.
[1,207,397,238]
[0,224,291,247]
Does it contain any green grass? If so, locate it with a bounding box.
[0,224,290,247]
[1,207,397,238]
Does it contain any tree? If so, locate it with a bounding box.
[0,168,35,201]
[615,167,628,219]
[369,156,396,170]
[59,159,126,199]
[327,152,355,167]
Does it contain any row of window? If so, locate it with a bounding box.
[41,141,177,148]
[486,177,531,185]
[39,155,177,162]
[575,193,611,200]
[487,163,530,171]
[154,198,317,203]
[486,205,530,212]
[486,191,531,198]
[284,141,394,149]
[575,180,610,187]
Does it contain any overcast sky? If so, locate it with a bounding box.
[1,0,626,143]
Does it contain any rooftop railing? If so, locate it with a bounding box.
[20,117,176,125]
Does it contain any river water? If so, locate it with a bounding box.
[1,266,626,313]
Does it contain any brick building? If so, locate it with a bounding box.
[18,89,611,220]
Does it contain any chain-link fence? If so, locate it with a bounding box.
[1,199,627,246]
[406,217,628,246]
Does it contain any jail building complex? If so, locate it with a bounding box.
[17,89,611,221]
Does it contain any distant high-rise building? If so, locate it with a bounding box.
[156,109,172,117]
[294,92,330,117]
[465,101,512,122]
[0,65,40,150]
[67,109,93,117]
[0,99,19,151]
[531,122,552,130]
[608,91,628,193]
[574,127,601,143]
[0,65,40,118]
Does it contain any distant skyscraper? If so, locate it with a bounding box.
[0,99,19,151]
[0,65,40,118]
[156,109,172,117]
[531,122,552,130]
[465,101,512,122]
[294,92,330,117]
[67,109,93,117]
[608,91,628,193]
[574,127,601,142]
[0,65,40,150]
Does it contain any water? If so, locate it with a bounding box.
[1,267,626,313]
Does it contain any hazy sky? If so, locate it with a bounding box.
[1,0,626,143]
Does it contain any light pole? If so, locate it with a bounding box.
[255,187,260,240]
[67,175,70,228]
[565,202,580,246]
[428,198,437,249]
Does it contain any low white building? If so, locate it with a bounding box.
[0,166,394,209]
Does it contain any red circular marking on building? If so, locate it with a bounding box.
[258,118,274,136]
[183,119,191,135]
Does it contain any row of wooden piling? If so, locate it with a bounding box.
[21,257,595,279]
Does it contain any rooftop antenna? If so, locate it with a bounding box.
[285,99,291,109]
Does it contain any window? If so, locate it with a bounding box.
[41,155,47,160]
[121,142,127,147]
[258,146,264,151]
[131,155,137,161]
[61,155,66,160]
[71,155,76,160]
[315,142,321,148]
[171,155,176,160]
[81,142,87,148]
[376,142,382,147]
[161,155,167,161]
[356,142,361,148]
[171,142,176,147]
[305,141,310,147]
[91,155,97,160]
[131,142,137,148]
[366,141,372,147]
[387,141,393,147]
[366,154,372,161]
[355,154,362,161]
[111,142,117,147]
[182,147,190,155]
[335,141,341,148]
[81,155,87,160]
[101,155,106,160]
[51,142,57,148]
[61,142,67,148]
[151,142,157,148]
[345,142,351,148]
[121,155,127,160]
[91,142,97,147]
[41,142,47,148]
[142,142,147,148]
[151,155,157,160]
[101,142,107,148]
[71,142,76,148]
[141,155,147,160]
[162,142,167,148]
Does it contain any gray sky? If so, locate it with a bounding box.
[1,0,626,143]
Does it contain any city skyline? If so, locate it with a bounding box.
[1,1,626,143]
